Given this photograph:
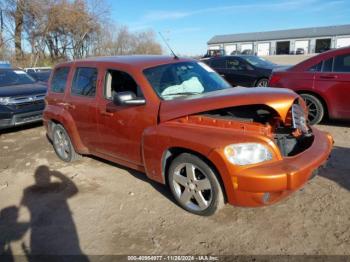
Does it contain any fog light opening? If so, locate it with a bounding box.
[262,192,271,204]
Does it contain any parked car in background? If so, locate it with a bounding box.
[204,55,281,87]
[24,67,51,73]
[28,70,51,84]
[0,61,11,68]
[44,56,332,216]
[202,49,225,58]
[269,47,350,124]
[0,68,47,129]
[241,49,253,55]
[296,48,305,55]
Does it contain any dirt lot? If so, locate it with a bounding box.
[0,121,349,257]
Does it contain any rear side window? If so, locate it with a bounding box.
[51,67,70,93]
[226,59,246,70]
[71,67,97,97]
[322,58,333,72]
[210,59,226,69]
[333,54,350,73]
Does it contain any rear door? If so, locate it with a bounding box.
[224,58,257,87]
[64,64,100,149]
[207,57,228,80]
[332,54,350,117]
[314,54,350,119]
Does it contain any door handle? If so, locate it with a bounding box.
[320,75,337,79]
[58,102,75,110]
[66,103,76,110]
[100,110,114,117]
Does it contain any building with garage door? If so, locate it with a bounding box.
[207,24,350,56]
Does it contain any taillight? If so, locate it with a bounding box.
[269,74,282,86]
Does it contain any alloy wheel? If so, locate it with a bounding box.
[256,79,268,87]
[53,128,71,160]
[304,97,318,123]
[172,163,213,211]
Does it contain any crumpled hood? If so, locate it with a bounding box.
[160,87,299,123]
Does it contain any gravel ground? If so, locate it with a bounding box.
[0,121,349,257]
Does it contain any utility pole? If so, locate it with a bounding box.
[0,8,3,47]
[0,8,3,59]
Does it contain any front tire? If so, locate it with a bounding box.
[300,93,324,125]
[52,124,81,162]
[168,153,225,216]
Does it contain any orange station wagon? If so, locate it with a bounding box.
[43,56,333,215]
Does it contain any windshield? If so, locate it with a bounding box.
[0,69,36,87]
[143,61,231,100]
[241,56,275,67]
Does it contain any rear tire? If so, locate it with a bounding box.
[167,153,225,216]
[52,124,81,162]
[300,93,324,125]
[255,78,269,87]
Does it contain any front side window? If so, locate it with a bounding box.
[0,69,35,87]
[322,58,333,72]
[71,67,97,97]
[51,67,69,93]
[143,61,231,100]
[104,69,143,99]
[333,54,350,73]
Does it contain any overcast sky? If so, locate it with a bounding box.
[107,0,350,56]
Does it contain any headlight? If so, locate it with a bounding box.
[0,97,11,105]
[224,143,273,166]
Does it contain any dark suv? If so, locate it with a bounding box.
[0,68,47,129]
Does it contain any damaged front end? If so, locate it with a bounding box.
[191,99,313,158]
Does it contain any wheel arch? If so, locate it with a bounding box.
[46,115,89,154]
[161,147,228,203]
[296,90,329,119]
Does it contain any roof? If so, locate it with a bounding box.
[208,24,350,44]
[59,55,193,69]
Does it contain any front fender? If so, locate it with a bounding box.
[142,121,275,203]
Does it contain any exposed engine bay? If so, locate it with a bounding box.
[200,103,314,157]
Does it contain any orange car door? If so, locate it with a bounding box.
[95,68,157,165]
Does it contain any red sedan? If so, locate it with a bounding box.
[269,47,350,124]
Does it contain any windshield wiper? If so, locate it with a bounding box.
[162,92,202,97]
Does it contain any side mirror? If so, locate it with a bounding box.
[113,91,146,106]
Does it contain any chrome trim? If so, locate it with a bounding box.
[292,104,309,133]
[5,93,46,105]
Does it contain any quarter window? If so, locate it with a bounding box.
[333,54,350,73]
[322,58,333,72]
[51,67,69,93]
[308,61,322,72]
[71,67,97,97]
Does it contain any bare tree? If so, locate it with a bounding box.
[0,0,163,66]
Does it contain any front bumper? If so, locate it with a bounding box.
[209,128,333,207]
[0,110,43,129]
